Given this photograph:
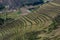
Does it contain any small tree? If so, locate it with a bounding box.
[0,4,5,11]
[0,18,4,25]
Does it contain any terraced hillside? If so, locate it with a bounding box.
[0,0,60,40]
[0,13,53,40]
[33,0,60,18]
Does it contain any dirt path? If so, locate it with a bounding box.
[50,2,60,6]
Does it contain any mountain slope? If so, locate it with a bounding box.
[0,0,51,10]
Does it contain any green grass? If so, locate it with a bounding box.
[0,0,60,40]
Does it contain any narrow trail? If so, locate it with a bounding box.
[50,2,60,6]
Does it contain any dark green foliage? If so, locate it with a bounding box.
[47,20,57,33]
[55,15,60,25]
[43,37,50,40]
[6,18,14,21]
[0,18,14,25]
[17,11,22,14]
[0,4,5,11]
[25,30,48,40]
[25,31,41,40]
[0,18,4,25]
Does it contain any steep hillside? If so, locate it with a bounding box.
[0,0,60,40]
